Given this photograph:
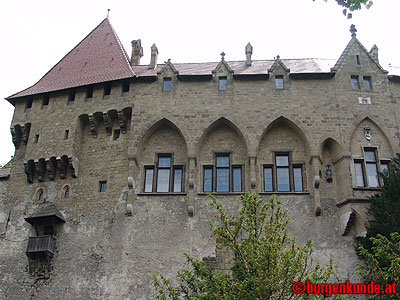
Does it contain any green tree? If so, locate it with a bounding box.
[357,233,400,299]
[356,154,400,298]
[314,0,374,18]
[358,153,400,251]
[149,193,342,300]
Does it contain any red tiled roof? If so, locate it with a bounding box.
[6,17,337,102]
[0,168,11,179]
[7,18,135,100]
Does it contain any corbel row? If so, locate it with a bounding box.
[24,155,79,183]
[84,107,132,138]
[10,123,31,149]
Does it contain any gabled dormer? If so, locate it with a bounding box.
[268,55,290,90]
[332,25,388,95]
[332,25,387,75]
[212,52,234,91]
[157,59,179,92]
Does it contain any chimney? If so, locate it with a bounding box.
[245,43,253,66]
[369,44,379,63]
[149,43,158,69]
[130,39,143,66]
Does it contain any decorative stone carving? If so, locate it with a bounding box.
[57,156,68,179]
[313,175,320,188]
[103,112,113,136]
[128,176,135,189]
[364,126,372,141]
[245,43,253,66]
[188,205,194,217]
[126,203,134,216]
[24,160,35,184]
[68,156,79,178]
[45,157,57,181]
[325,164,333,183]
[34,159,46,182]
[88,114,98,137]
[188,179,194,189]
[21,123,31,144]
[149,43,158,69]
[10,126,21,149]
[118,110,127,133]
[130,39,143,66]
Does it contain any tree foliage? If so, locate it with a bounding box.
[356,154,400,298]
[357,233,400,299]
[149,193,340,300]
[314,0,374,18]
[358,153,400,251]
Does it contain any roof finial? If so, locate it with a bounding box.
[276,55,280,60]
[350,24,357,38]
[220,52,225,61]
[107,9,110,18]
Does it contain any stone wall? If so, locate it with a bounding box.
[1,38,400,299]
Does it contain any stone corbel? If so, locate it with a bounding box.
[68,156,79,178]
[88,114,98,137]
[24,160,35,184]
[57,156,69,179]
[10,126,22,149]
[34,159,46,182]
[188,157,196,190]
[311,156,322,216]
[250,157,256,189]
[103,112,113,136]
[118,110,127,133]
[45,157,57,181]
[21,123,31,144]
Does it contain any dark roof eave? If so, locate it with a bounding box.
[388,75,400,83]
[290,72,335,80]
[233,74,269,81]
[177,74,213,81]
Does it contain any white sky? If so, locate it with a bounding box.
[1,0,399,165]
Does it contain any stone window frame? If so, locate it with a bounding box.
[33,187,46,203]
[202,152,243,193]
[60,184,71,199]
[353,147,389,189]
[275,75,284,90]
[262,151,305,193]
[363,76,372,91]
[143,153,185,194]
[218,76,227,91]
[351,75,360,90]
[99,180,107,193]
[163,77,172,92]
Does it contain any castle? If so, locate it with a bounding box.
[0,18,399,299]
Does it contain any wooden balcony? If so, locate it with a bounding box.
[26,235,55,259]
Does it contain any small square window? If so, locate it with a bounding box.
[275,76,284,89]
[113,129,120,141]
[351,76,360,89]
[122,80,130,93]
[64,130,69,140]
[42,95,49,107]
[218,76,227,91]
[163,78,172,91]
[99,181,107,192]
[363,76,372,90]
[104,83,112,97]
[86,86,93,99]
[68,90,76,102]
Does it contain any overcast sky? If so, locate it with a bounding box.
[1,0,399,165]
